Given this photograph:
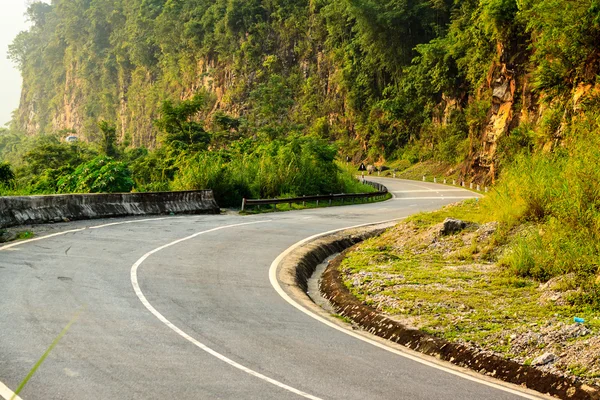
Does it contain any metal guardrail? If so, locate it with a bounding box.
[241,180,388,211]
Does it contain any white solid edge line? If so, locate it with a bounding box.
[268,218,542,400]
[0,216,182,252]
[130,220,323,400]
[0,381,23,400]
[88,216,174,229]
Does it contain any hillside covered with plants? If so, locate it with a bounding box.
[2,1,600,289]
[6,0,599,171]
[0,93,371,206]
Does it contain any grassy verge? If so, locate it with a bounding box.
[339,199,600,384]
[344,160,460,182]
[0,229,35,244]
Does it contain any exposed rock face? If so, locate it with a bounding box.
[463,45,599,184]
[16,56,239,147]
[468,42,522,184]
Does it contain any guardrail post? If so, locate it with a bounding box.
[316,199,319,206]
[329,195,332,206]
[434,177,437,183]
[469,182,474,189]
[476,184,480,191]
[443,178,447,184]
[452,179,456,185]
[241,198,246,212]
[485,186,489,193]
[302,195,306,207]
[422,175,426,182]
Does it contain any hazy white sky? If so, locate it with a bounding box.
[0,1,30,127]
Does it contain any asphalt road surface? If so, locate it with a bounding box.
[0,178,542,399]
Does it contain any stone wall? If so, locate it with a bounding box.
[0,190,220,228]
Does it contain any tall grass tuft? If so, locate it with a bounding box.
[485,111,600,302]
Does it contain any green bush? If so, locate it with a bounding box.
[58,156,134,193]
[172,137,373,207]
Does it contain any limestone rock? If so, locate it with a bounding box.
[532,352,557,366]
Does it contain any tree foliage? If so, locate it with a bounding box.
[0,163,15,186]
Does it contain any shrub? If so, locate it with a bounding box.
[0,162,15,186]
[172,137,372,207]
[58,156,134,193]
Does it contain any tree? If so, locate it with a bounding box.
[154,94,211,151]
[98,121,118,158]
[0,162,15,186]
[249,74,296,140]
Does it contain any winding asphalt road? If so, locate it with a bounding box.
[0,178,542,400]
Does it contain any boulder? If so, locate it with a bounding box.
[532,352,557,366]
[440,218,468,235]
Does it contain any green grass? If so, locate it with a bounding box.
[406,199,491,227]
[339,199,600,380]
[394,160,459,182]
[15,231,34,240]
[333,313,354,324]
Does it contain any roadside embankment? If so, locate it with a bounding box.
[0,190,220,228]
[277,215,599,399]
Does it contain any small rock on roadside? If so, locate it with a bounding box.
[532,352,557,366]
[440,218,468,235]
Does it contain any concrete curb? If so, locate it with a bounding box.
[0,190,220,228]
[279,223,600,400]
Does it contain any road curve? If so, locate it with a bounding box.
[0,179,538,400]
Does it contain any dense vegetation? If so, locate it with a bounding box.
[3,0,600,307]
[0,94,371,206]
[486,110,600,309]
[7,1,599,160]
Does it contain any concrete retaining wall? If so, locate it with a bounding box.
[0,190,220,228]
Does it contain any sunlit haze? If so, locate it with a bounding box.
[0,1,29,127]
